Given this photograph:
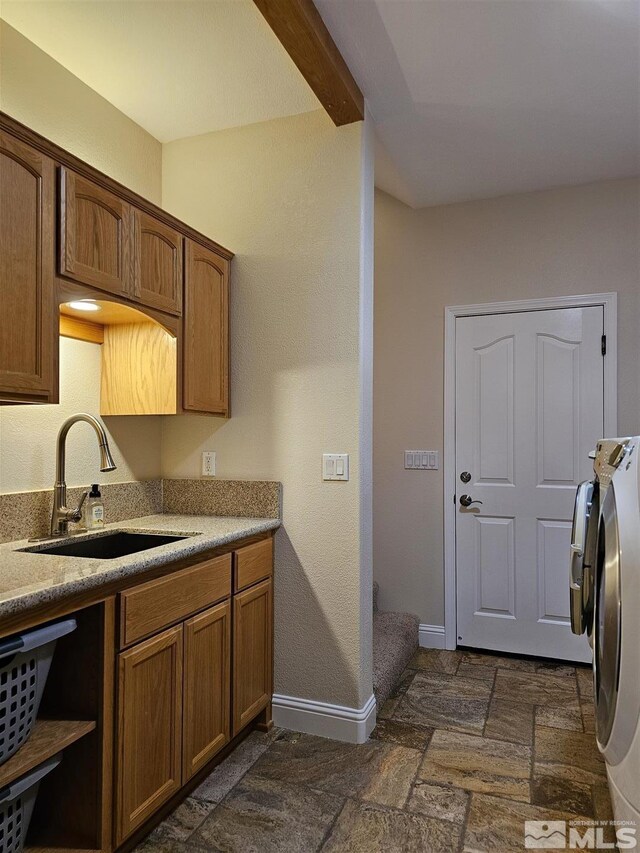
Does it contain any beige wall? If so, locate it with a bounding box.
[374,179,640,626]
[0,22,164,495]
[0,21,162,201]
[0,23,374,712]
[0,338,163,493]
[162,109,373,709]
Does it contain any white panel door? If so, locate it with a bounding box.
[455,307,603,662]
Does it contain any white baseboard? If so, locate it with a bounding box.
[272,692,377,744]
[419,624,446,649]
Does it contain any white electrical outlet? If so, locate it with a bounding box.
[201,451,216,477]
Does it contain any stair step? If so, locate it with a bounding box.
[372,610,419,710]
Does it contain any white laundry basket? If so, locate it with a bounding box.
[0,753,61,853]
[0,620,76,765]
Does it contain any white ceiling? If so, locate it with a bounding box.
[316,0,640,207]
[0,0,320,142]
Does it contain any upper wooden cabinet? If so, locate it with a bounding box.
[60,172,183,314]
[183,240,229,416]
[0,114,232,413]
[0,131,55,402]
[133,210,183,315]
[59,167,133,298]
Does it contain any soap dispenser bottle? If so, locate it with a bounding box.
[84,484,105,529]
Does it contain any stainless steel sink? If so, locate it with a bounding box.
[24,531,188,559]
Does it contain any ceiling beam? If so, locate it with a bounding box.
[253,0,364,126]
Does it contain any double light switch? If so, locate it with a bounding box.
[323,454,349,481]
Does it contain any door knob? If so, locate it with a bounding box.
[460,494,483,508]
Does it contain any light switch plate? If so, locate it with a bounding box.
[323,453,349,481]
[201,451,216,477]
[405,450,439,470]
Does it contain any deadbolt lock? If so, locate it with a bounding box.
[460,472,471,483]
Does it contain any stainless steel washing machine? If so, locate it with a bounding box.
[570,436,640,825]
[570,439,627,644]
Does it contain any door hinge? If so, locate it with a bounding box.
[601,334,607,356]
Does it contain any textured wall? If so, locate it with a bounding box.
[0,338,163,494]
[0,21,162,202]
[161,109,373,709]
[374,179,640,627]
[0,23,374,712]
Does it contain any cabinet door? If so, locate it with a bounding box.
[60,167,132,297]
[0,131,54,401]
[133,210,183,315]
[116,625,182,844]
[183,239,229,415]
[233,579,272,736]
[183,601,230,781]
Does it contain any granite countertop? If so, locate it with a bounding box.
[0,514,280,619]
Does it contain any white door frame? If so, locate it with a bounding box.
[443,292,618,651]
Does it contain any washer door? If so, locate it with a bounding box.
[594,485,622,750]
[570,481,596,636]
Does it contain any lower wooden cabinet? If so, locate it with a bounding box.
[115,539,273,846]
[183,601,231,781]
[119,554,231,648]
[116,624,183,844]
[233,578,273,735]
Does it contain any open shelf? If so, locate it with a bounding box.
[24,602,114,853]
[26,848,102,853]
[0,718,96,788]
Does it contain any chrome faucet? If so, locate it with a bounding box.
[50,413,117,537]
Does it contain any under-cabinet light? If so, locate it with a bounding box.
[68,300,100,312]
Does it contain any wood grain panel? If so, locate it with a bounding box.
[60,167,133,297]
[116,625,183,844]
[133,210,183,316]
[252,0,364,126]
[183,601,231,781]
[233,578,272,735]
[119,554,231,648]
[59,315,104,344]
[0,130,54,400]
[100,322,177,415]
[183,239,229,416]
[234,537,273,592]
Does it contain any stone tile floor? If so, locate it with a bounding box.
[134,648,611,852]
